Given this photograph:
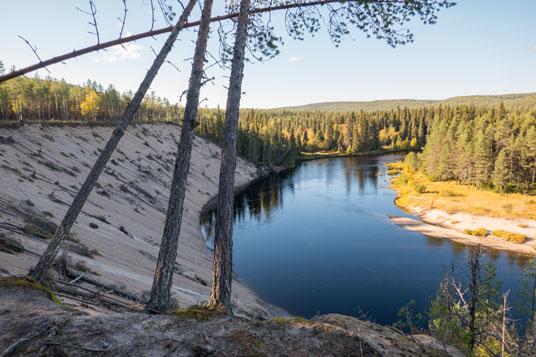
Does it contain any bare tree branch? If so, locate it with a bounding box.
[0,0,454,83]
[77,0,100,44]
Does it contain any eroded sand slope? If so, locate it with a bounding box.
[0,123,268,317]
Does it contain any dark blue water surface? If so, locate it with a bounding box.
[202,155,528,325]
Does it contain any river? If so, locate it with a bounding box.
[201,154,528,325]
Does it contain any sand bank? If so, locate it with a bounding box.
[390,207,536,256]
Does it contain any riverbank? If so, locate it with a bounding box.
[297,147,410,162]
[0,123,275,318]
[389,209,536,256]
[388,164,536,256]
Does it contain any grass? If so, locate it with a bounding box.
[391,167,536,220]
[68,243,101,258]
[492,230,527,244]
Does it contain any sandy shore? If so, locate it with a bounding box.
[0,123,280,318]
[390,207,536,256]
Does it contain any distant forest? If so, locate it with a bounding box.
[1,76,535,192]
[278,93,536,112]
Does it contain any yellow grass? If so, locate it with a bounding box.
[464,228,488,237]
[391,170,536,220]
[492,230,527,244]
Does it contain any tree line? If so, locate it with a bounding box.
[0,75,435,165]
[0,76,182,122]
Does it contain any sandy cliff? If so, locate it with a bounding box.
[0,122,269,317]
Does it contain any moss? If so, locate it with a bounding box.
[289,317,312,324]
[168,305,224,321]
[0,276,63,305]
[269,318,287,325]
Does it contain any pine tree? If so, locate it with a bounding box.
[492,149,510,192]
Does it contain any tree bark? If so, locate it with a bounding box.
[145,0,214,311]
[208,0,251,313]
[28,0,197,283]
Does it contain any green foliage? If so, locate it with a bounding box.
[518,258,536,331]
[439,189,461,197]
[393,300,423,334]
[420,103,536,193]
[413,183,426,194]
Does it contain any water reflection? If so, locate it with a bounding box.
[200,155,529,324]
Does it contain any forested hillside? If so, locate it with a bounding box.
[278,93,536,112]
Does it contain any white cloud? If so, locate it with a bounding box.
[95,32,142,63]
[289,56,304,63]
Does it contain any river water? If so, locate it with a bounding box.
[201,155,528,325]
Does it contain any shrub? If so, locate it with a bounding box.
[501,203,513,213]
[69,243,101,258]
[440,189,460,197]
[492,230,526,244]
[42,134,54,142]
[413,183,427,194]
[89,222,99,229]
[464,228,488,237]
[23,215,58,239]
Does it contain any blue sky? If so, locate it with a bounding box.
[1,0,535,108]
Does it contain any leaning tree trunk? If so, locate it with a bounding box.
[145,0,214,312]
[28,0,197,283]
[208,0,251,313]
